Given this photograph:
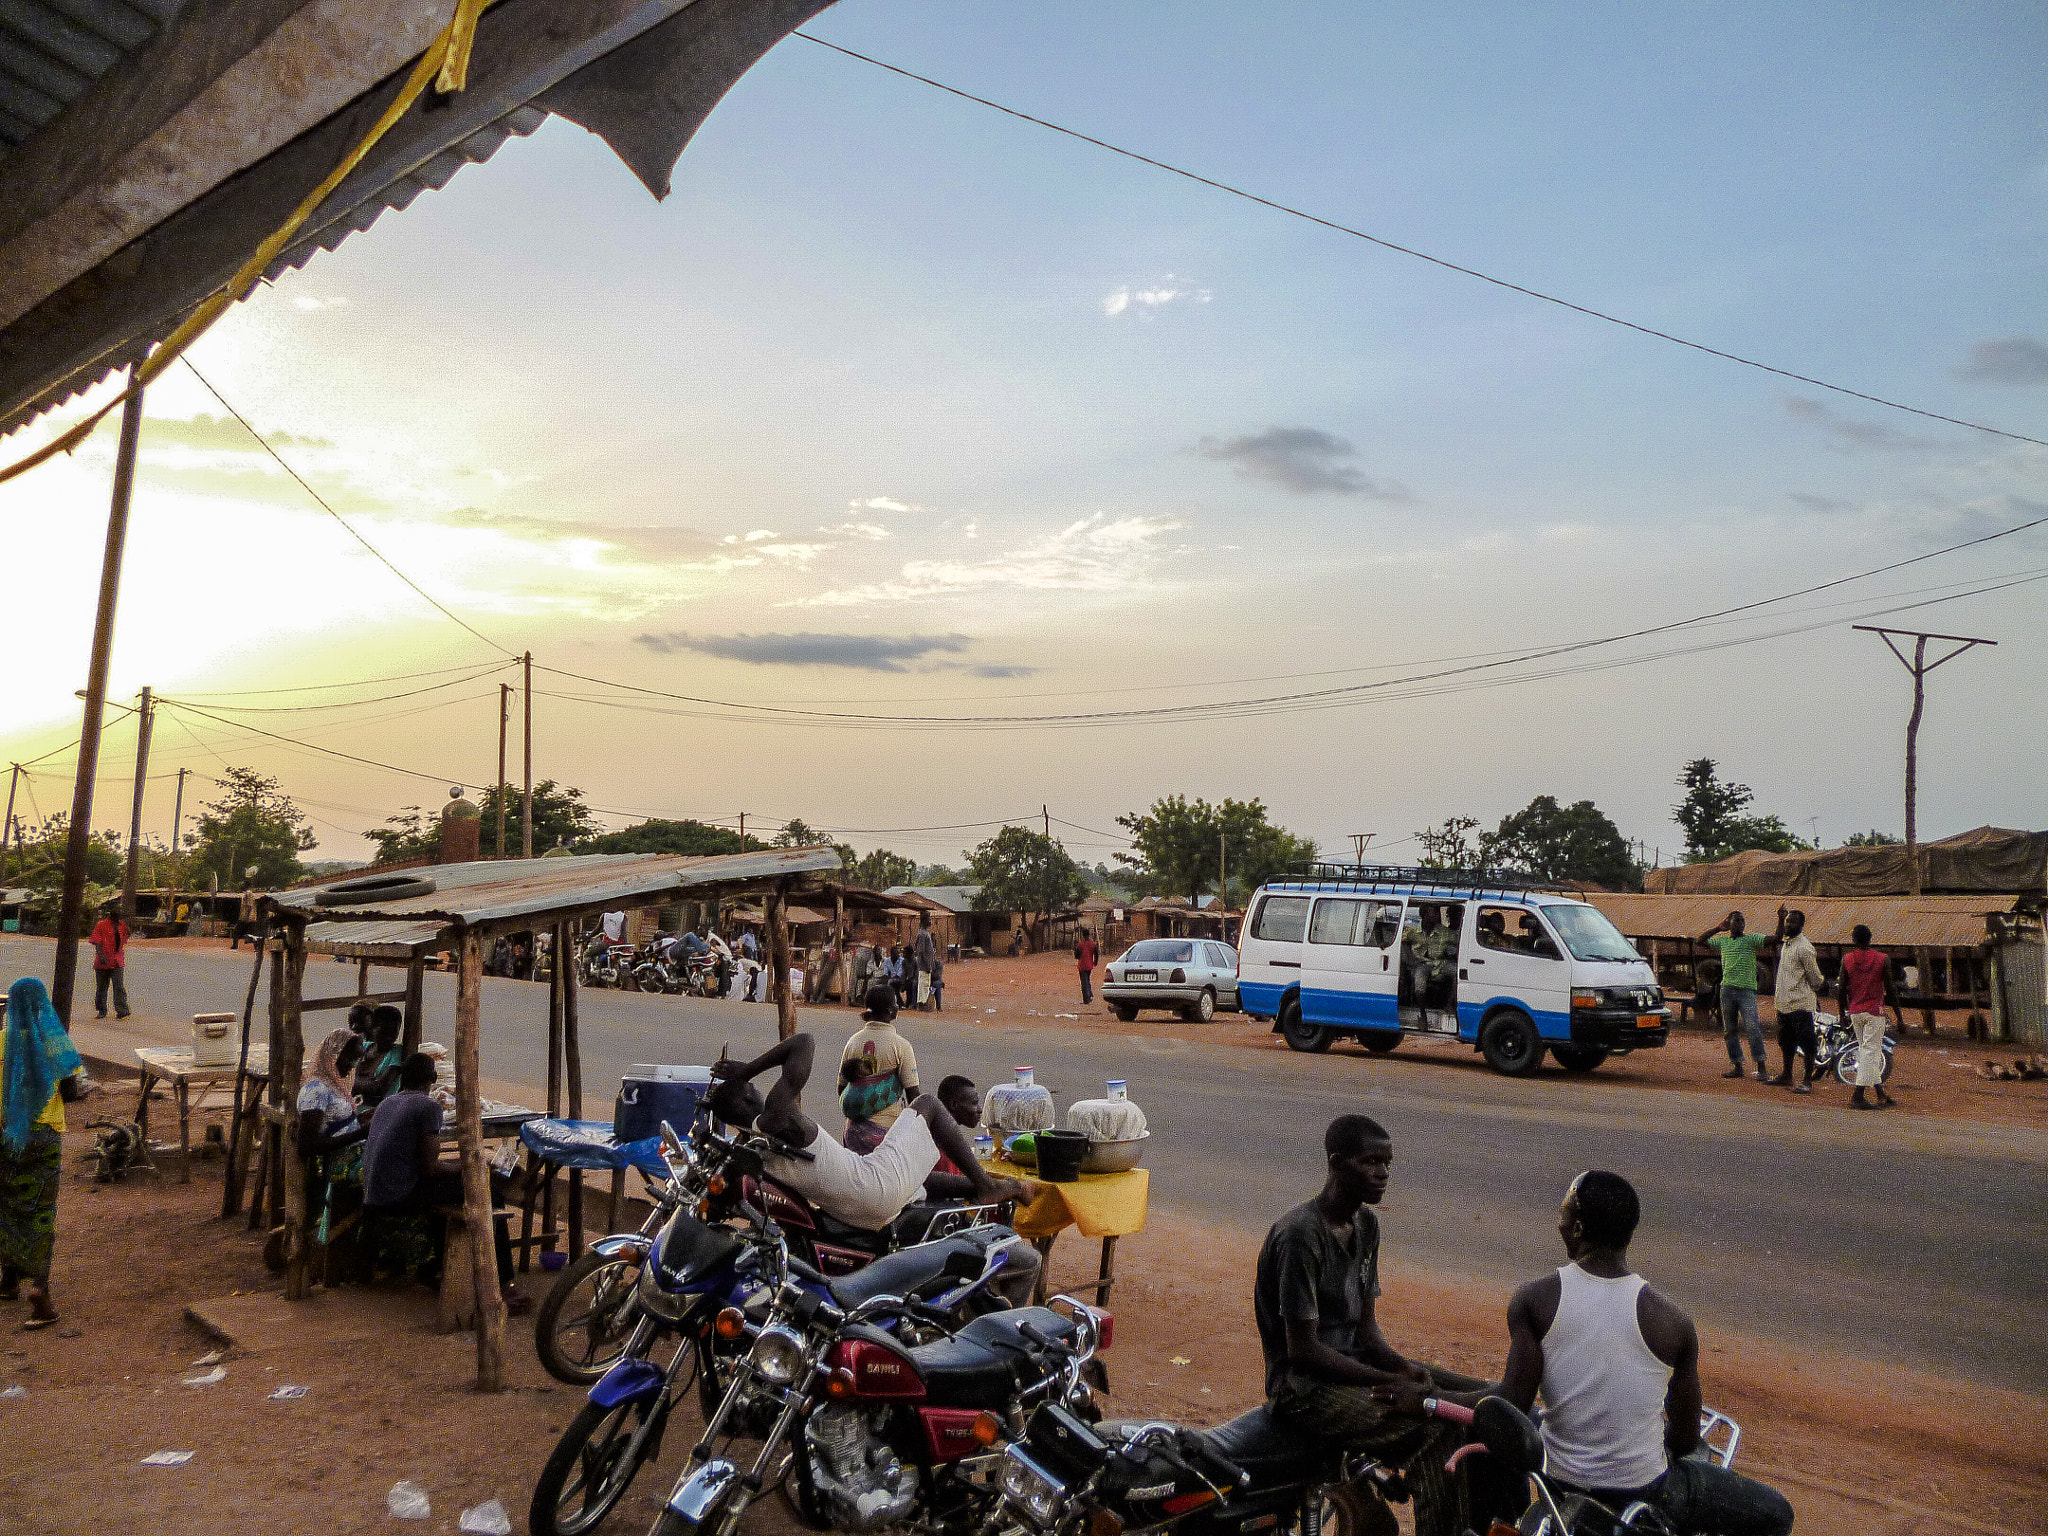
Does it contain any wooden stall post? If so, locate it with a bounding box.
[402,955,426,1056]
[563,930,584,1258]
[356,959,371,997]
[264,941,286,1229]
[834,889,846,1003]
[221,930,268,1221]
[279,926,311,1300]
[1914,945,1938,1034]
[453,929,506,1388]
[769,882,796,1041]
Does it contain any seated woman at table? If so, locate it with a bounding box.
[362,1054,526,1312]
[353,1005,404,1112]
[297,1027,368,1254]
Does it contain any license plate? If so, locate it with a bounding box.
[1129,970,1157,982]
[1637,1014,1661,1029]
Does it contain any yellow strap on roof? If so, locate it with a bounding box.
[0,0,497,487]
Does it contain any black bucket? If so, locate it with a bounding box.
[1035,1129,1090,1183]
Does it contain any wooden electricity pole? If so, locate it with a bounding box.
[1852,626,1996,897]
[0,764,19,881]
[496,682,509,857]
[120,687,154,923]
[52,371,145,1025]
[521,652,534,858]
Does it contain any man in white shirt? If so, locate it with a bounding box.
[1498,1172,1792,1535]
[1771,906,1825,1093]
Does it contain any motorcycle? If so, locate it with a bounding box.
[582,942,641,990]
[1810,1010,1895,1086]
[536,1120,1009,1384]
[653,1275,1108,1536]
[532,1123,1027,1536]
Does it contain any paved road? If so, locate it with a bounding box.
[19,936,2047,1396]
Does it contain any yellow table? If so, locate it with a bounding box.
[980,1159,1149,1306]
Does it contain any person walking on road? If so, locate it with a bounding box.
[1771,906,1823,1093]
[87,903,130,1020]
[1838,924,1895,1111]
[1,977,82,1330]
[912,915,939,1012]
[231,882,259,949]
[1697,911,1771,1081]
[1075,929,1099,1006]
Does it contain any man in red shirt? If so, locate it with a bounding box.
[1837,924,1893,1111]
[88,903,131,1020]
[1075,929,1100,1006]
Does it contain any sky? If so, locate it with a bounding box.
[1,0,2043,873]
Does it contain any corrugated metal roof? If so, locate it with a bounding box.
[284,847,844,940]
[1586,892,2016,950]
[0,0,194,163]
[885,885,982,914]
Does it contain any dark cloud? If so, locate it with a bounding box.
[1782,396,1943,451]
[634,631,981,672]
[1952,336,2048,386]
[960,663,1036,679]
[1788,492,1857,513]
[1195,426,1411,499]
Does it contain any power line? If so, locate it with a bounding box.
[179,358,519,657]
[164,663,514,714]
[172,661,515,698]
[794,31,2048,451]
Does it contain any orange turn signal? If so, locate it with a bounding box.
[713,1307,747,1340]
[971,1412,1003,1447]
[825,1368,858,1400]
[1161,1492,1216,1516]
[1090,1510,1125,1536]
[706,1173,727,1195]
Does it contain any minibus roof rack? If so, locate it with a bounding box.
[1272,862,1573,898]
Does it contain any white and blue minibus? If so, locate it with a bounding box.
[1237,865,1670,1075]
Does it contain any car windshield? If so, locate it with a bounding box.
[1541,905,1639,963]
[1125,941,1193,963]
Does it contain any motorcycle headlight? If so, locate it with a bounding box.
[749,1323,807,1386]
[1000,1446,1066,1527]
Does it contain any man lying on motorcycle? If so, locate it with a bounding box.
[706,1032,1045,1306]
[1257,1115,1516,1536]
[1496,1171,1793,1536]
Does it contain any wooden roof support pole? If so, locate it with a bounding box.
[834,889,846,1006]
[454,928,505,1390]
[769,881,795,1040]
[402,954,425,1057]
[547,921,565,1118]
[563,930,584,1259]
[264,937,286,1229]
[279,923,311,1300]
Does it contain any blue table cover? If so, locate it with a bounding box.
[519,1117,669,1179]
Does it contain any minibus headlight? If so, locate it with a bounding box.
[1571,988,1601,1008]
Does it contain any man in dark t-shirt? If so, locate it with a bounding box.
[1255,1115,1505,1536]
[363,1054,517,1294]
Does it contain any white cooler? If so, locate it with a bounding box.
[191,1012,241,1067]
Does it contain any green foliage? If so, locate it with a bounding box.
[1673,759,1810,861]
[1720,815,1810,855]
[1479,796,1639,890]
[582,818,753,857]
[847,848,919,890]
[915,863,968,886]
[1115,795,1315,905]
[964,826,1087,944]
[1416,815,1482,870]
[1843,829,1902,847]
[188,768,316,889]
[370,781,598,863]
[1,815,123,889]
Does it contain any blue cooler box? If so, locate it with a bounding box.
[615,1065,712,1144]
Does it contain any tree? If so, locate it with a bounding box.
[847,848,919,890]
[188,768,316,889]
[964,826,1087,948]
[1673,759,1810,861]
[582,818,751,856]
[0,814,122,889]
[1843,829,1902,847]
[369,781,599,863]
[1416,815,1482,870]
[1115,795,1316,906]
[1479,796,1639,890]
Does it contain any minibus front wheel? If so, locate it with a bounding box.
[1480,1010,1545,1076]
[1278,998,1330,1053]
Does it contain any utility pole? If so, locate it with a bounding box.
[496,682,509,858]
[520,652,533,858]
[1043,805,1051,841]
[52,370,144,1026]
[1852,625,1996,897]
[1348,832,1376,863]
[121,686,154,923]
[1218,830,1228,914]
[737,811,746,848]
[166,765,189,925]
[0,765,19,883]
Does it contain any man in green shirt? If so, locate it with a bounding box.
[1697,910,1772,1081]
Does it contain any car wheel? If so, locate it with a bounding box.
[1110,1003,1137,1023]
[1551,1045,1609,1073]
[1186,988,1216,1024]
[1359,1030,1402,1054]
[1279,998,1329,1053]
[1480,1011,1545,1076]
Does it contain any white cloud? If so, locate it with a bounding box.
[1102,275,1213,319]
[851,496,920,515]
[289,295,351,312]
[794,514,1187,606]
[817,522,893,540]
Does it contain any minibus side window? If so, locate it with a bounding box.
[1251,896,1310,944]
[1308,898,1362,945]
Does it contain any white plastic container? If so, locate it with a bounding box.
[626,1064,711,1084]
[190,1012,239,1067]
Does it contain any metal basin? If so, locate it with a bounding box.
[1078,1133,1148,1174]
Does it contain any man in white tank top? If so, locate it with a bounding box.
[1497,1171,1792,1535]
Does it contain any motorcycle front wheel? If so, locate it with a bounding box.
[537,1247,644,1383]
[530,1398,655,1536]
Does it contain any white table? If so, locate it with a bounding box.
[134,1044,270,1183]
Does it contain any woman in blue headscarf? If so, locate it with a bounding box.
[1,978,82,1329]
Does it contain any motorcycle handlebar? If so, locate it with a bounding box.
[1180,1435,1249,1490]
[1422,1397,1474,1426]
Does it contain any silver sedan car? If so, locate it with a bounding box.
[1101,939,1241,1022]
